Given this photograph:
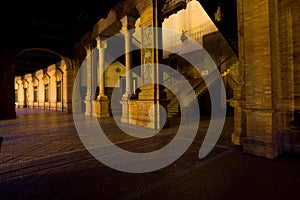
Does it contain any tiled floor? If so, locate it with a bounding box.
[0,108,300,200]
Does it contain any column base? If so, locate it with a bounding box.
[121,92,136,100]
[120,99,129,123]
[93,96,110,118]
[121,99,170,129]
[282,127,300,154]
[231,132,245,145]
[243,137,282,159]
[228,98,245,146]
[242,109,283,159]
[84,100,92,116]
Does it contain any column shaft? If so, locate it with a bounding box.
[98,43,105,98]
[94,37,109,118]
[85,46,92,116]
[124,30,132,96]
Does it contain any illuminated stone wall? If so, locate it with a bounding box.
[14,60,74,112]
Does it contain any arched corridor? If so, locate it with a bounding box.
[0,0,300,198]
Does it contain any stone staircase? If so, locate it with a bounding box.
[166,90,179,117]
[166,62,240,117]
[222,62,239,89]
[165,77,208,117]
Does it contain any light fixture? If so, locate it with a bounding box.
[180,30,188,43]
[214,4,223,22]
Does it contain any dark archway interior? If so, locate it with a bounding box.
[0,0,120,75]
[15,50,62,76]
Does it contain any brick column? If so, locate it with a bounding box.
[238,0,283,158]
[127,0,168,129]
[229,0,247,145]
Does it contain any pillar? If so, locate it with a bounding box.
[71,58,83,114]
[84,45,93,116]
[63,59,75,113]
[124,0,168,129]
[120,15,137,123]
[229,0,247,146]
[94,36,110,118]
[237,0,284,158]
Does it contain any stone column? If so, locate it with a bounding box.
[127,0,168,129]
[63,58,75,113]
[15,78,23,108]
[71,58,83,114]
[19,79,25,108]
[229,0,247,146]
[121,15,136,99]
[94,36,110,118]
[25,74,33,109]
[84,45,93,116]
[120,15,136,123]
[237,0,284,158]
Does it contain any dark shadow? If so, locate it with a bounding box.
[0,137,3,152]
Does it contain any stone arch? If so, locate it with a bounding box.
[42,73,50,85]
[14,48,72,81]
[54,67,63,82]
[42,72,51,109]
[22,79,29,89]
[32,76,39,87]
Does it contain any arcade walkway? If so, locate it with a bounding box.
[0,109,300,199]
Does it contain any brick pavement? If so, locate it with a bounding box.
[0,108,300,199]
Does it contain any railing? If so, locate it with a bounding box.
[228,62,239,81]
[194,69,220,97]
[226,73,239,89]
[163,21,217,58]
[222,61,239,88]
[185,21,217,44]
[163,62,240,111]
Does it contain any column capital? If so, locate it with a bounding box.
[95,36,107,49]
[84,44,92,56]
[120,15,137,32]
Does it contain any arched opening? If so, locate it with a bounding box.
[14,49,73,115]
[15,49,62,77]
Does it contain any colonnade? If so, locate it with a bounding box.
[10,0,300,160]
[14,60,73,112]
[80,0,169,129]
